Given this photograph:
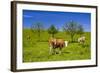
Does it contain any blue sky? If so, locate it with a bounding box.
[23,10,91,32]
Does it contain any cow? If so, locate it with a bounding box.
[49,38,68,55]
[78,36,85,44]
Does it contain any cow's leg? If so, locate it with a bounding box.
[49,46,53,55]
[49,46,56,55]
[59,48,62,54]
[82,40,85,47]
[54,48,59,54]
[53,49,56,54]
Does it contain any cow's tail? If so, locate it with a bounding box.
[65,41,68,47]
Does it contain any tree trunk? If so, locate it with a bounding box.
[71,35,74,42]
[52,34,54,38]
[38,30,41,42]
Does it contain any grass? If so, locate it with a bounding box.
[23,29,91,62]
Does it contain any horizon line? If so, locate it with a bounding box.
[23,27,91,32]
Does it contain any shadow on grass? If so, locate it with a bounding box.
[62,51,71,54]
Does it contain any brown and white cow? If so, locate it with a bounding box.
[78,36,85,44]
[49,38,68,55]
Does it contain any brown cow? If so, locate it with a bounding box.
[49,38,68,55]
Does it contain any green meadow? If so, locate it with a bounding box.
[23,29,91,62]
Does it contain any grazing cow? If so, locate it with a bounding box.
[78,36,85,44]
[49,38,68,55]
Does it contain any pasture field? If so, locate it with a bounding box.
[23,29,91,62]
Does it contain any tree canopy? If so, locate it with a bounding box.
[48,24,58,38]
[31,22,44,41]
[64,20,84,42]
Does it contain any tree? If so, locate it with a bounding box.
[48,25,58,38]
[64,20,78,42]
[77,24,84,36]
[31,22,44,41]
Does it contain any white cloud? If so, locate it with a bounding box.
[23,15,33,18]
